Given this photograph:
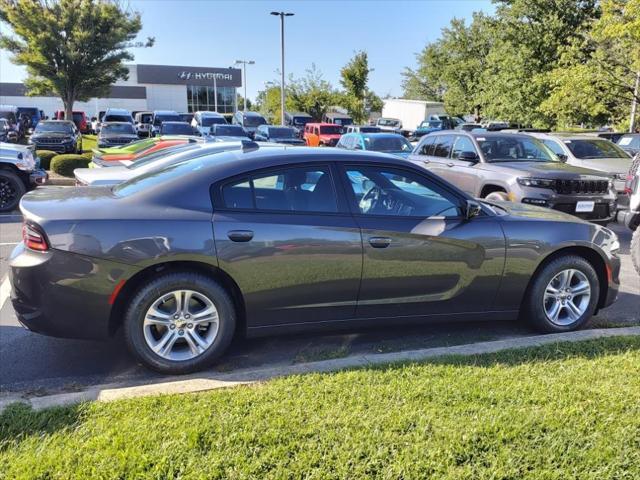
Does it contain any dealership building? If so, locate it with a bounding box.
[0,63,243,118]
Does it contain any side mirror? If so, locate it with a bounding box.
[557,153,568,162]
[458,151,479,162]
[465,200,482,220]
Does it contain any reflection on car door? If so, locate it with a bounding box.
[339,163,506,318]
[213,164,363,329]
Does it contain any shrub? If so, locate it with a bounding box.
[35,150,58,170]
[50,154,92,177]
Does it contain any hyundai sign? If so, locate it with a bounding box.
[136,64,241,87]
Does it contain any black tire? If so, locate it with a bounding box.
[0,170,26,212]
[631,228,640,276]
[484,190,509,202]
[523,255,599,333]
[124,272,236,374]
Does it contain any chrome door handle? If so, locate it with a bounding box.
[369,237,392,248]
[447,162,454,167]
[227,230,254,242]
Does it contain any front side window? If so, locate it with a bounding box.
[433,135,453,158]
[222,166,337,213]
[451,136,477,159]
[418,136,436,155]
[344,166,461,217]
[542,139,565,156]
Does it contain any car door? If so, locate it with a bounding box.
[212,163,363,328]
[338,163,506,318]
[421,135,453,180]
[447,135,482,196]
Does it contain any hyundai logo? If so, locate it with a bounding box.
[178,71,192,80]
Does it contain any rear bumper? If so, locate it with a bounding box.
[9,244,134,340]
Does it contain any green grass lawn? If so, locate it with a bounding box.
[81,134,97,152]
[1,336,639,479]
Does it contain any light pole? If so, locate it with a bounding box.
[234,60,255,112]
[271,11,294,126]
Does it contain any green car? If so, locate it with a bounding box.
[91,137,158,156]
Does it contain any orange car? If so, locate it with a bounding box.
[92,138,198,167]
[303,123,343,147]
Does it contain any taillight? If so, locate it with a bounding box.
[22,223,49,252]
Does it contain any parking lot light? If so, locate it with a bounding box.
[270,11,294,126]
[234,60,255,112]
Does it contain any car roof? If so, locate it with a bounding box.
[154,110,179,115]
[307,123,341,127]
[468,131,535,140]
[39,120,73,124]
[105,108,130,114]
[199,111,224,116]
[102,121,134,126]
[162,121,191,125]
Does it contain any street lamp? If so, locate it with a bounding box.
[234,59,255,112]
[270,11,294,126]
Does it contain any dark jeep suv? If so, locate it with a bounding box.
[28,120,82,153]
[409,131,617,224]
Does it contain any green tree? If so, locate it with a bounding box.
[236,94,252,112]
[340,51,374,123]
[0,0,153,120]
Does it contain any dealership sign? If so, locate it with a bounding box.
[137,64,242,87]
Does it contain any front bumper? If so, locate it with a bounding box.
[28,168,48,186]
[31,142,76,153]
[9,244,134,340]
[601,252,621,309]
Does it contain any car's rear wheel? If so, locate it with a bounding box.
[484,191,509,201]
[0,170,26,212]
[523,255,599,332]
[124,272,236,374]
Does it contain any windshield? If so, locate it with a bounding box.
[319,125,343,135]
[102,123,135,134]
[161,123,193,135]
[72,113,84,122]
[378,119,400,127]
[128,144,201,169]
[293,116,312,126]
[332,117,353,126]
[476,136,556,162]
[104,114,132,123]
[359,126,381,133]
[565,139,629,159]
[243,115,267,127]
[114,157,208,197]
[420,121,441,128]
[201,116,227,127]
[154,114,181,125]
[268,127,296,138]
[139,114,152,123]
[213,125,247,136]
[35,122,72,133]
[364,136,413,153]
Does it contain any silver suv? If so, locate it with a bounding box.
[0,142,48,211]
[409,131,617,224]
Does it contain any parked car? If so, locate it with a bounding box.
[322,112,353,128]
[208,124,250,141]
[159,121,195,136]
[102,108,134,125]
[597,132,625,144]
[0,105,20,140]
[409,131,617,224]
[375,117,403,135]
[0,119,18,143]
[179,113,194,125]
[337,132,414,158]
[284,111,313,137]
[10,145,621,374]
[16,107,42,131]
[231,111,268,138]
[28,120,82,153]
[617,153,640,274]
[92,137,201,167]
[303,123,343,147]
[54,110,89,133]
[617,133,640,157]
[253,125,306,145]
[343,125,381,134]
[97,122,139,148]
[75,140,281,187]
[0,142,47,211]
[134,111,153,138]
[150,110,182,137]
[412,119,447,139]
[529,133,633,210]
[457,123,483,132]
[191,111,227,136]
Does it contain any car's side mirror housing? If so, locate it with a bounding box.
[458,151,479,162]
[465,200,482,220]
[557,153,568,162]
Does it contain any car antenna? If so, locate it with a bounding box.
[241,140,260,152]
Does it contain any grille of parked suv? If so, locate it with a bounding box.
[108,138,132,144]
[38,137,65,144]
[554,179,609,195]
[553,203,610,220]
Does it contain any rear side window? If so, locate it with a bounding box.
[418,136,436,156]
[222,166,337,213]
[433,136,453,158]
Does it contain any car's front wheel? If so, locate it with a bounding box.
[523,255,599,332]
[0,170,26,212]
[124,272,236,374]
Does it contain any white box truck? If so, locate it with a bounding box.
[381,99,446,132]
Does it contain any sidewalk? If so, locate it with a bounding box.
[3,325,639,412]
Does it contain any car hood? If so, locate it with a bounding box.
[572,157,632,175]
[74,166,133,187]
[31,132,72,139]
[481,161,610,179]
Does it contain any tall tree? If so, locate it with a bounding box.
[0,0,154,120]
[340,51,373,123]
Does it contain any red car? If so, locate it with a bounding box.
[303,123,343,147]
[54,110,89,133]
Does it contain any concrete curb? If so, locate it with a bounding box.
[2,326,639,412]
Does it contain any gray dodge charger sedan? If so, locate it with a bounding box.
[10,145,621,374]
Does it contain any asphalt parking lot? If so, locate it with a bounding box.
[1,196,638,395]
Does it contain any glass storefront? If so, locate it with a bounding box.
[187,85,235,114]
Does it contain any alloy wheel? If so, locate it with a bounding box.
[143,289,219,361]
[543,269,591,326]
[0,176,18,210]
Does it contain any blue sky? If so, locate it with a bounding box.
[0,0,494,101]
